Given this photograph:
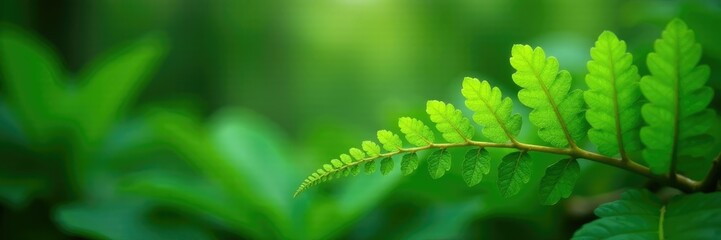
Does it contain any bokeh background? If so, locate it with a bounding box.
[1,0,720,239]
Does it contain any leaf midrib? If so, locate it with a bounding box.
[669,28,682,180]
[605,39,629,160]
[472,84,518,144]
[520,52,577,149]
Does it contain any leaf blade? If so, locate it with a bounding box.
[538,158,580,205]
[462,148,491,187]
[497,151,532,198]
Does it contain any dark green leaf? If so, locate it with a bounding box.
[462,148,491,187]
[427,149,452,179]
[401,153,419,176]
[497,151,532,198]
[538,158,580,205]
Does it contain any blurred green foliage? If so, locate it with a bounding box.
[0,0,719,239]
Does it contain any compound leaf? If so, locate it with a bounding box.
[461,77,522,143]
[639,18,715,174]
[539,158,580,205]
[584,31,643,157]
[426,100,474,143]
[510,44,587,147]
[573,189,721,239]
[462,148,491,187]
[497,151,532,198]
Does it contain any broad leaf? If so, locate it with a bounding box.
[398,117,435,146]
[461,77,522,143]
[427,149,452,179]
[497,151,532,198]
[401,153,419,176]
[573,189,721,239]
[362,141,381,157]
[510,45,587,147]
[426,100,474,143]
[364,161,377,174]
[639,19,715,174]
[462,148,491,187]
[539,158,580,205]
[584,31,642,157]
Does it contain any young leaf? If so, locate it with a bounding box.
[398,117,435,146]
[462,148,491,187]
[365,161,377,174]
[426,100,474,143]
[349,148,366,160]
[584,31,642,157]
[427,149,452,179]
[639,19,715,174]
[377,130,403,152]
[538,158,580,205]
[573,189,721,239]
[510,45,587,148]
[362,141,382,157]
[401,153,419,176]
[461,77,522,143]
[497,151,532,198]
[380,157,394,175]
[340,154,353,164]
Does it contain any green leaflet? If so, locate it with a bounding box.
[427,149,452,179]
[510,45,587,148]
[639,19,715,174]
[401,153,419,176]
[365,161,377,174]
[462,148,491,187]
[539,158,580,205]
[573,189,721,239]
[497,151,532,198]
[377,130,403,152]
[585,31,642,157]
[349,148,366,160]
[426,100,474,143]
[461,77,522,143]
[398,117,435,146]
[380,157,394,175]
[362,141,381,157]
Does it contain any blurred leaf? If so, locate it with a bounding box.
[380,157,394,175]
[573,189,721,239]
[56,199,213,240]
[401,153,419,176]
[0,25,66,143]
[74,34,167,143]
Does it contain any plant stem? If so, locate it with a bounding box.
[699,153,721,192]
[300,140,701,196]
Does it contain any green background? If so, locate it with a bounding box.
[0,0,719,239]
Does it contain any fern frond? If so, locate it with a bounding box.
[585,31,642,158]
[461,77,522,143]
[294,20,709,198]
[639,19,715,175]
[510,45,588,148]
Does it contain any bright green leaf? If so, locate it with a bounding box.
[398,117,435,146]
[639,19,715,174]
[340,154,353,164]
[401,153,419,176]
[427,149,452,179]
[584,31,643,157]
[461,77,522,143]
[349,148,366,160]
[462,148,491,187]
[573,189,721,239]
[362,141,381,157]
[426,100,474,143]
[377,130,403,151]
[497,151,532,198]
[539,158,580,205]
[510,44,587,147]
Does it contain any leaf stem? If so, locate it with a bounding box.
[298,139,701,196]
[699,153,721,192]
